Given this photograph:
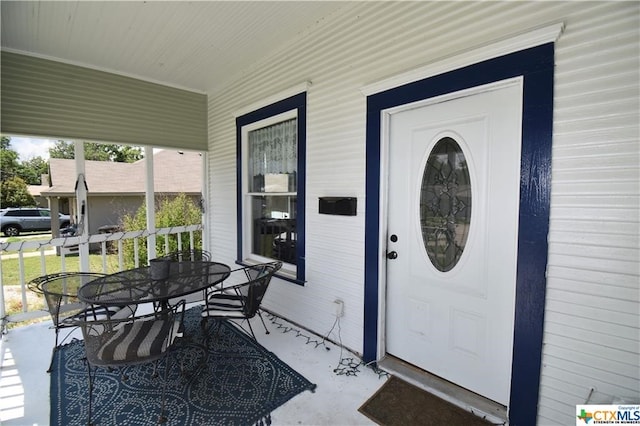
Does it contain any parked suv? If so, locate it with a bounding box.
[0,208,71,237]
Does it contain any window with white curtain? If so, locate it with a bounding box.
[236,93,306,284]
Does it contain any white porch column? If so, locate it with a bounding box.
[145,146,156,262]
[49,198,61,237]
[74,141,90,271]
[201,153,209,253]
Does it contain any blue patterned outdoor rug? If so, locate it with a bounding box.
[50,306,316,425]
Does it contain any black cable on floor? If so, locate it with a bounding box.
[264,311,389,380]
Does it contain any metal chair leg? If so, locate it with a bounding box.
[200,317,211,348]
[47,328,61,373]
[200,316,221,356]
[245,318,257,340]
[47,347,56,373]
[157,354,170,424]
[257,310,270,334]
[86,362,96,426]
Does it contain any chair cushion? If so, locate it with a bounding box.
[201,309,247,319]
[98,318,174,362]
[201,294,246,318]
[205,294,244,310]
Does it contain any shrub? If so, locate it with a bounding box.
[120,194,202,268]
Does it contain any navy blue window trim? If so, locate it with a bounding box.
[364,44,554,426]
[236,92,306,284]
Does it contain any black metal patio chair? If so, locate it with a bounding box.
[74,299,186,425]
[28,272,136,372]
[200,261,282,341]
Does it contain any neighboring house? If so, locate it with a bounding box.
[1,3,638,426]
[27,177,49,208]
[41,150,202,235]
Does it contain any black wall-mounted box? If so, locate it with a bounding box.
[318,197,357,216]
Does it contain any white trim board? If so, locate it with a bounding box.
[232,81,311,118]
[360,22,564,96]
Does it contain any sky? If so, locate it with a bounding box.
[6,136,56,161]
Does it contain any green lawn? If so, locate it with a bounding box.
[1,232,54,253]
[1,253,122,285]
[1,253,123,325]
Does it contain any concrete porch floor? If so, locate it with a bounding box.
[0,304,387,425]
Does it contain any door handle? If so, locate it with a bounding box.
[386,251,398,260]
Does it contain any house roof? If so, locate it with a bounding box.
[42,150,202,196]
[27,185,49,198]
[0,1,345,94]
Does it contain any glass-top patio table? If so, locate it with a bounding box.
[77,260,231,308]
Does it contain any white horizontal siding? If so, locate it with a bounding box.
[206,1,639,422]
[541,2,640,424]
[1,51,207,150]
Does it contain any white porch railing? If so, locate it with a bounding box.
[0,224,203,329]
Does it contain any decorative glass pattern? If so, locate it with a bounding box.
[420,137,472,272]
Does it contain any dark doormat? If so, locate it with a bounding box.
[359,376,494,426]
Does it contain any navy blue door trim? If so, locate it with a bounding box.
[364,43,554,426]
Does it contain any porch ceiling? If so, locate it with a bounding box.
[0,1,345,94]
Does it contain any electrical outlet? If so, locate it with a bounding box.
[334,299,344,317]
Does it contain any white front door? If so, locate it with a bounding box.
[385,79,523,405]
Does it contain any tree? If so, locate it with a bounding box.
[112,144,142,162]
[1,136,10,149]
[17,156,49,185]
[0,136,19,182]
[1,176,36,207]
[120,194,202,268]
[50,141,142,162]
[48,141,75,160]
[1,136,47,185]
[0,137,36,206]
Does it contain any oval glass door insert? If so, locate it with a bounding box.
[420,136,472,272]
